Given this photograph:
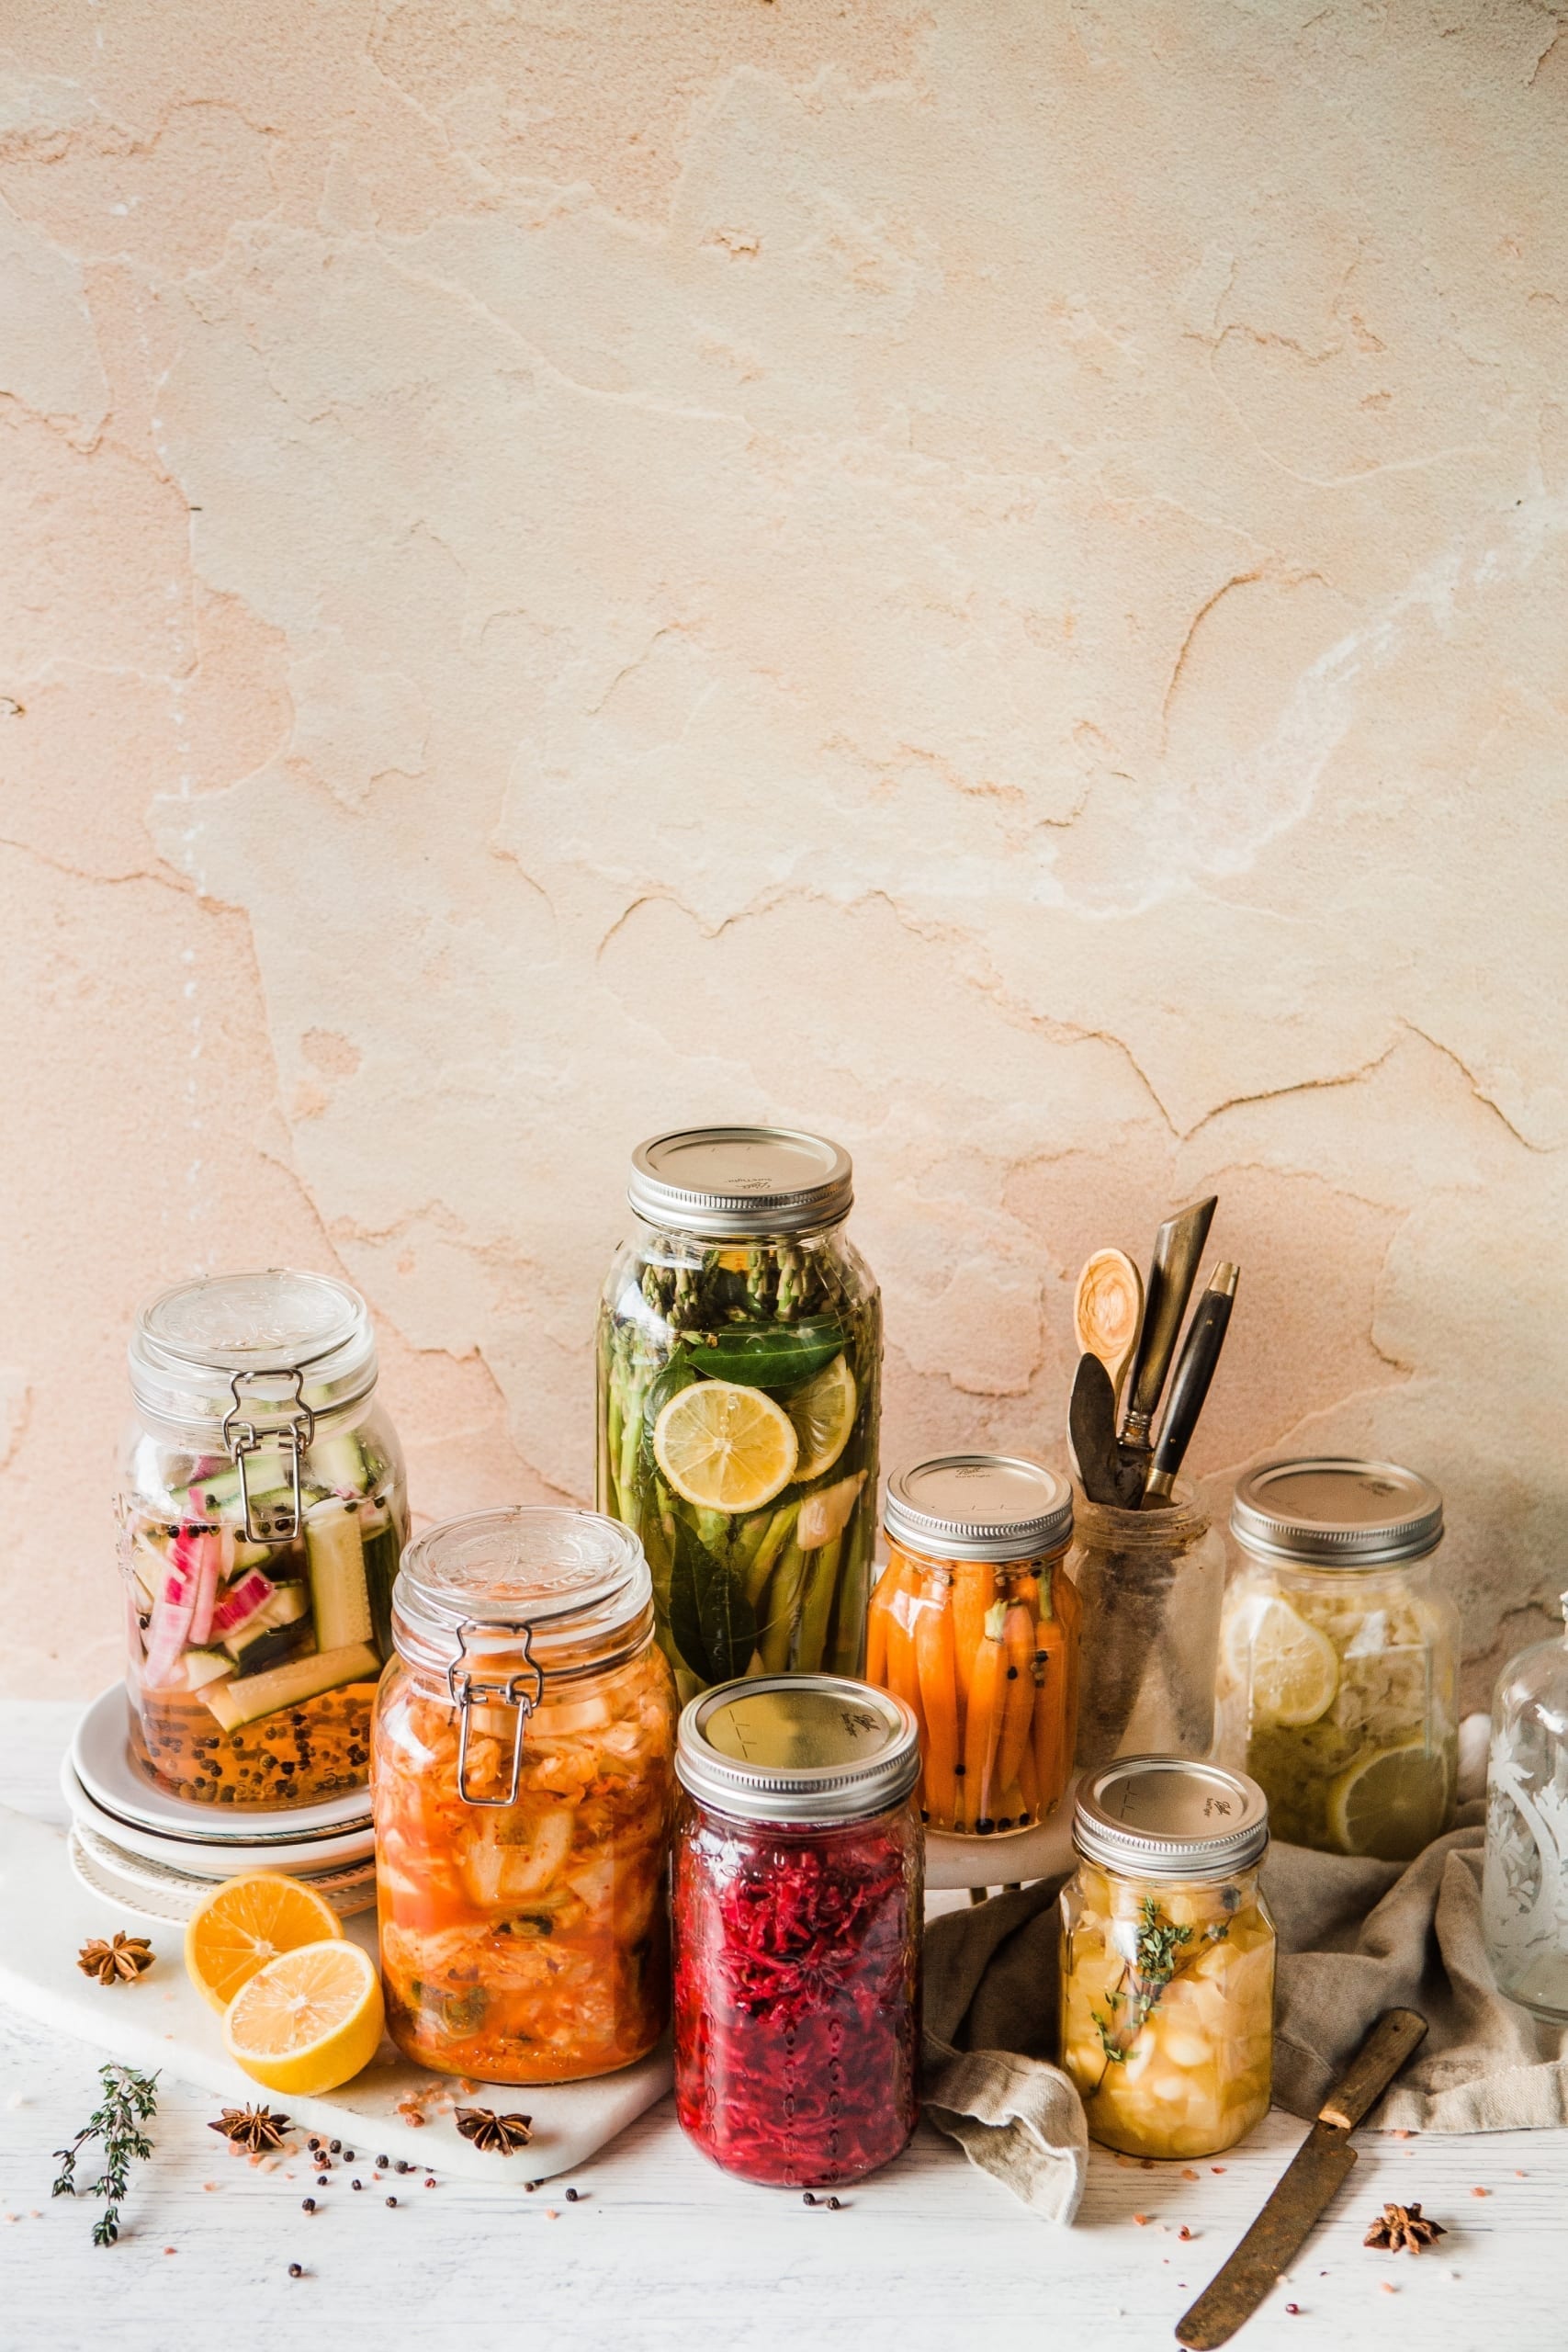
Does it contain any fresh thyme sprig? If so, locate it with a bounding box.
[51,2063,159,2245]
[1090,1897,1229,2069]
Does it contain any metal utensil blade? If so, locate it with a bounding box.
[1174,2124,1357,2349]
[1120,1195,1218,1453]
[1067,1352,1122,1507]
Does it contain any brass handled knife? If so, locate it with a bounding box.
[1120,1196,1217,1460]
[1175,2008,1428,2348]
[1143,1261,1239,1505]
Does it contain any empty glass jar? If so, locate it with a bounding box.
[1059,1756,1275,2159]
[597,1126,881,1701]
[1483,1593,1568,2022]
[671,1675,921,2187]
[1219,1459,1457,1860]
[118,1268,408,1808]
[871,1453,1078,1834]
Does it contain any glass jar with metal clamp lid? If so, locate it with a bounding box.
[372,1505,678,2083]
[1059,1755,1275,2158]
[118,1268,408,1809]
[597,1125,882,1702]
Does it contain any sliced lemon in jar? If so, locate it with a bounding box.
[784,1351,857,1480]
[184,1871,344,2013]
[1246,1597,1339,1728]
[653,1378,798,1512]
[1327,1740,1450,1860]
[223,1939,385,2096]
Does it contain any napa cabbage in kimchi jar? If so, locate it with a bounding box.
[1059,1756,1275,2160]
[119,1269,408,1808]
[372,1506,677,2083]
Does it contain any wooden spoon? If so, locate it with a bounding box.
[1073,1249,1145,1414]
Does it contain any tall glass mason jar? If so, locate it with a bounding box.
[1068,1487,1225,1771]
[1483,1593,1568,2023]
[1059,1756,1275,2159]
[872,1453,1078,1834]
[597,1127,881,1702]
[372,1506,677,2083]
[119,1268,408,1809]
[672,1675,921,2188]
[1219,1459,1458,1860]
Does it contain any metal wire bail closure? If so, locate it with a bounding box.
[221,1368,316,1544]
[447,1619,545,1807]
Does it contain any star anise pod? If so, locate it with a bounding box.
[1363,2200,1448,2254]
[75,1931,155,1986]
[454,2106,534,2154]
[208,2104,291,2154]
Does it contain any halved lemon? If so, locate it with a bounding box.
[1327,1741,1450,1861]
[223,1939,385,2096]
[185,1872,344,2012]
[1246,1597,1338,1728]
[653,1378,798,1512]
[784,1352,857,1481]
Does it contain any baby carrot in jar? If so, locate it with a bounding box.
[869,1456,1077,1837]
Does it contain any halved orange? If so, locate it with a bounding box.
[184,1871,344,2012]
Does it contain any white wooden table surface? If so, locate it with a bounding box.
[0,1701,1559,2352]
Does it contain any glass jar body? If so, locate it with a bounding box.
[671,1793,921,2186]
[597,1216,882,1701]
[867,1537,1078,1833]
[1059,1859,1275,2158]
[1483,1626,1568,2021]
[118,1394,407,1809]
[1067,1490,1225,1771]
[1218,1553,1458,1860]
[372,1632,677,2082]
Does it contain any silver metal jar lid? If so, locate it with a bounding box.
[392,1506,653,1681]
[1073,1756,1269,1882]
[130,1268,377,1433]
[1230,1457,1444,1566]
[884,1454,1073,1562]
[676,1676,919,1824]
[627,1126,853,1238]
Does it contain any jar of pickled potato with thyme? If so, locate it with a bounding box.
[1059,1756,1275,2159]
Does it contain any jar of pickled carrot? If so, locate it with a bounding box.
[1059,1756,1274,2159]
[372,1506,677,2083]
[870,1455,1077,1836]
[119,1269,409,1808]
[672,1675,922,2187]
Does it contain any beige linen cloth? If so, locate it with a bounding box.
[922,1799,1568,2224]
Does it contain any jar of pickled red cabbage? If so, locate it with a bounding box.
[372,1506,677,2083]
[1059,1756,1274,2159]
[872,1453,1077,1834]
[1219,1459,1458,1860]
[672,1675,921,2187]
[597,1126,881,1701]
[119,1269,409,1808]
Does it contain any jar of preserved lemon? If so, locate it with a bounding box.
[1218,1459,1457,1861]
[1060,1757,1274,2158]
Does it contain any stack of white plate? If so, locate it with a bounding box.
[62,1686,378,1925]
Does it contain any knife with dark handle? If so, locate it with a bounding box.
[1119,1196,1218,1460]
[1175,2008,1428,2349]
[1143,1262,1239,1505]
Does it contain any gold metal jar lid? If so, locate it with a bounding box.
[627,1126,853,1238]
[1231,1457,1443,1567]
[1073,1755,1269,1881]
[676,1676,919,1824]
[884,1453,1072,1562]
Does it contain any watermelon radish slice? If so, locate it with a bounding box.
[142,1536,200,1687]
[186,1526,233,1647]
[209,1568,276,1641]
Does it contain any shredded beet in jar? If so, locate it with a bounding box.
[671,1676,921,2188]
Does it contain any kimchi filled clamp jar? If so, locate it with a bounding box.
[672,1675,921,2187]
[373,1507,677,2082]
[1059,1756,1275,2159]
[119,1268,409,1808]
[873,1453,1078,1834]
[1219,1459,1457,1861]
[598,1126,881,1699]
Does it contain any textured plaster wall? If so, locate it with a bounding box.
[2,2,1565,1702]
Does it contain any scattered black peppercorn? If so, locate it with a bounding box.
[386,2196,398,2208]
[344,2149,355,2162]
[802,2192,816,2206]
[565,2187,580,2203]
[525,2180,537,2193]
[351,2179,362,2191]
[330,2140,341,2154]
[826,2197,841,2211]
[308,2138,320,2152]
[377,2154,389,2168]
[395,2159,410,2174]
[301,2198,315,2213]
[288,2264,303,2279]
